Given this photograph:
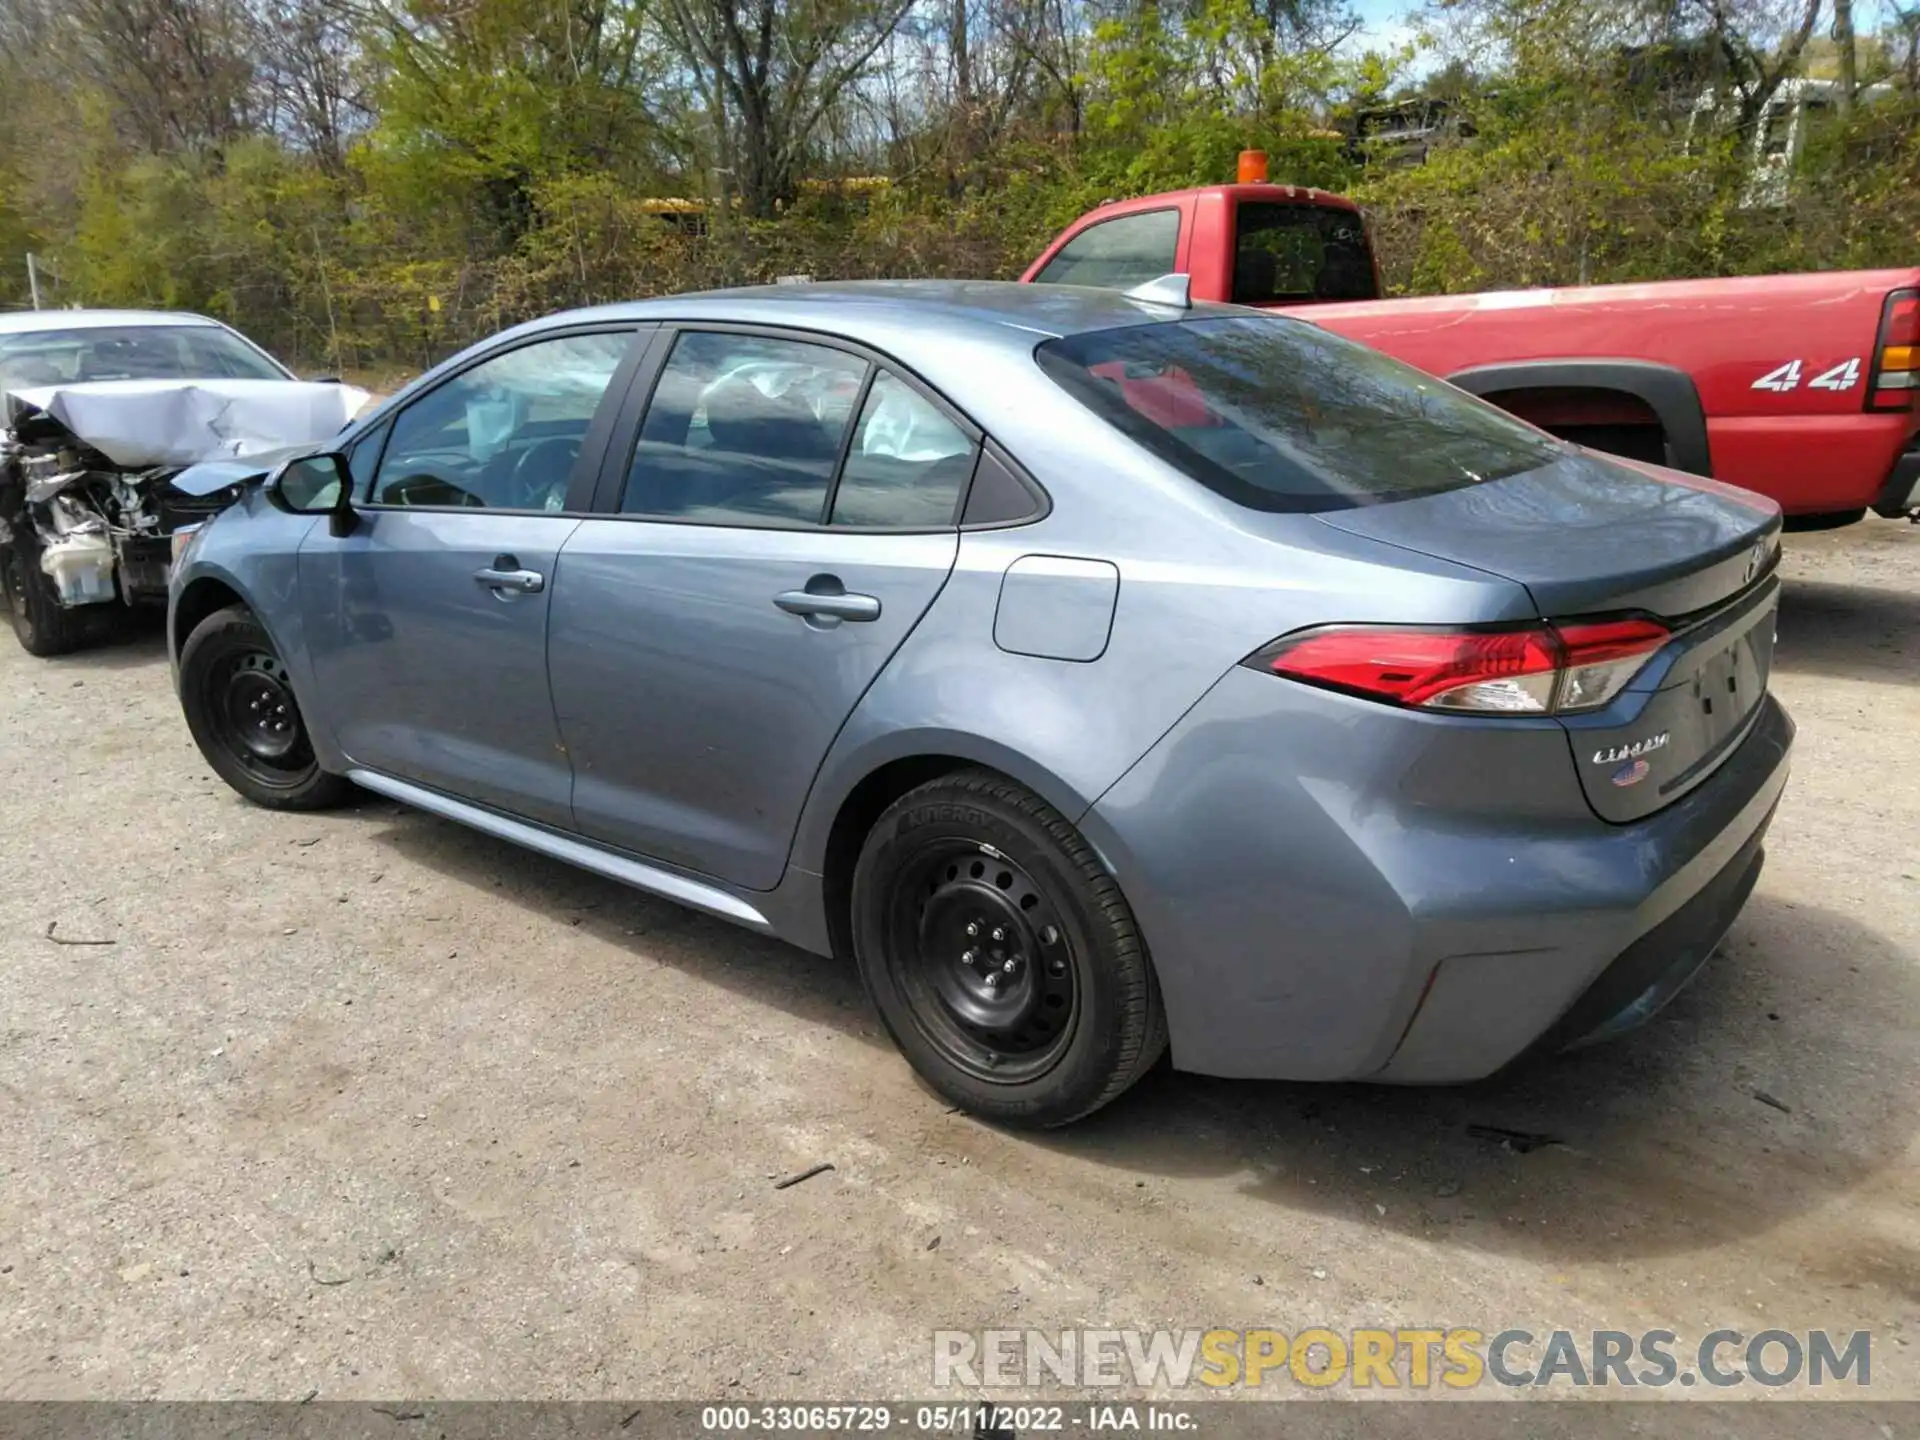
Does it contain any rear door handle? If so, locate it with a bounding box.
[474,559,545,595]
[774,577,881,623]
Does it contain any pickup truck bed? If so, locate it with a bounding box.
[1301,271,1920,521]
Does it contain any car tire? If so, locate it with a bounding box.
[180,604,354,811]
[2,536,80,657]
[851,768,1167,1127]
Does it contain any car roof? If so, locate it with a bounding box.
[370,280,1250,444]
[0,308,227,336]
[548,279,1239,350]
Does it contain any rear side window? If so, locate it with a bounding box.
[1033,210,1180,290]
[1035,316,1563,512]
[623,332,868,525]
[830,374,977,527]
[1232,204,1378,304]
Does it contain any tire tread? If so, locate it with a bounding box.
[181,604,354,812]
[859,766,1166,1126]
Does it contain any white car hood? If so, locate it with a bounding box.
[7,378,370,467]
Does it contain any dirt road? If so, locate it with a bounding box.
[2,522,1916,1403]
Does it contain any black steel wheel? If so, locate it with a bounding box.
[852,769,1166,1127]
[180,605,353,811]
[887,840,1080,1084]
[207,646,312,783]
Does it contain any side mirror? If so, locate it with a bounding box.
[264,452,357,537]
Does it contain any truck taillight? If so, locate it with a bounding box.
[1869,288,1918,411]
[1246,619,1669,716]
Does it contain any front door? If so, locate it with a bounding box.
[549,330,980,889]
[298,328,642,827]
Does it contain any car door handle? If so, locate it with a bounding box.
[774,583,881,623]
[473,563,545,594]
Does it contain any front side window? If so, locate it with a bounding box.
[1032,210,1181,291]
[1036,315,1563,512]
[347,418,391,499]
[830,374,977,527]
[1231,204,1378,304]
[371,331,632,511]
[622,332,868,525]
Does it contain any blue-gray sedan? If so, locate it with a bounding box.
[168,280,1793,1126]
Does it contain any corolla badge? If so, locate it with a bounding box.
[1612,758,1652,787]
[1591,732,1669,765]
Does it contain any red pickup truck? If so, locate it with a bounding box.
[1021,171,1920,525]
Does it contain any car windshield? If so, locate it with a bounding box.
[0,324,288,389]
[1034,315,1564,512]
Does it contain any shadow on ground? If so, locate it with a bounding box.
[1039,889,1920,1283]
[1775,577,1918,681]
[359,801,1920,1278]
[365,803,879,1054]
[8,608,171,673]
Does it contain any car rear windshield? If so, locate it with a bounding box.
[1034,315,1564,512]
[1232,202,1378,304]
[0,325,287,389]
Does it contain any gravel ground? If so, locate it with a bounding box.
[0,520,1915,1405]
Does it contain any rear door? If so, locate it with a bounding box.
[548,326,975,889]
[297,326,646,827]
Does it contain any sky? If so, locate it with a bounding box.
[1349,0,1422,57]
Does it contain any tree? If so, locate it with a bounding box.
[659,0,918,215]
[1685,0,1824,129]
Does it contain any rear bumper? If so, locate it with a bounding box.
[1378,792,1774,1081]
[1081,671,1794,1083]
[1871,442,1920,517]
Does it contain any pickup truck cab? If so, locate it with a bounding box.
[1021,169,1920,525]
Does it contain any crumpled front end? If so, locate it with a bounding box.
[2,409,230,610]
[0,379,364,613]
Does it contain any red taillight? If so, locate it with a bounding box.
[1250,619,1669,715]
[1870,288,1918,411]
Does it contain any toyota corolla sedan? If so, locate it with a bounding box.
[167,280,1793,1127]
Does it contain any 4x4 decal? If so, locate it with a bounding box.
[1753,358,1862,393]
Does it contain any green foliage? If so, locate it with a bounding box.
[4,0,1913,370]
[1075,1,1359,196]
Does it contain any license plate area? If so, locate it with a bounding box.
[1562,578,1778,824]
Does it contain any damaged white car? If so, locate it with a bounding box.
[0,309,367,656]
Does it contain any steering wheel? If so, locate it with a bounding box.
[506,437,582,511]
[381,461,487,508]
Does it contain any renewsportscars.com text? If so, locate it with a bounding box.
[932,1327,1871,1391]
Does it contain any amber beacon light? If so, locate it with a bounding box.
[1237,149,1269,183]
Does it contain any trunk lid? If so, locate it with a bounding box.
[1311,449,1781,617]
[1313,449,1784,823]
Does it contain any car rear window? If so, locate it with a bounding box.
[1034,315,1564,512]
[1231,202,1378,303]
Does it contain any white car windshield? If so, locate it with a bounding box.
[0,325,288,390]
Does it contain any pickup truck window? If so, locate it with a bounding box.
[1033,209,1180,290]
[1035,316,1563,512]
[1232,203,1377,304]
